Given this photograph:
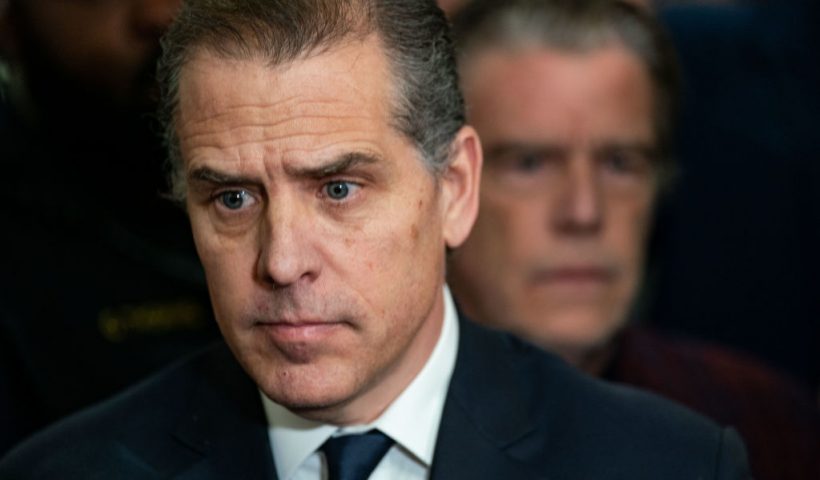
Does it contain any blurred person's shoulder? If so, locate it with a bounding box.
[609,325,820,480]
[446,319,751,478]
[612,325,817,409]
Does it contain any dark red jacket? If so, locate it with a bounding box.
[605,326,819,480]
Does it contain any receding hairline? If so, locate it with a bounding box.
[175,30,382,90]
[181,10,373,67]
[173,32,407,128]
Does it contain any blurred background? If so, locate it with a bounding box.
[0,0,219,455]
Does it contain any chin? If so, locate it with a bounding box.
[519,309,623,359]
[265,385,363,425]
[255,359,359,415]
[267,389,345,417]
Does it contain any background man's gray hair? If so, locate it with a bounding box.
[157,0,464,202]
[452,0,680,181]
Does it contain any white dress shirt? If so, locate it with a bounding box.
[261,286,459,480]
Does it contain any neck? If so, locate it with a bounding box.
[558,340,617,377]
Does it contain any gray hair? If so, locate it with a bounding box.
[452,0,680,179]
[157,0,464,202]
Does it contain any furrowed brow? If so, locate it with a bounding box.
[188,167,259,187]
[284,152,382,179]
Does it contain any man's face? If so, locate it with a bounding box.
[12,0,181,105]
[450,45,657,363]
[177,38,478,424]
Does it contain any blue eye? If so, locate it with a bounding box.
[325,181,352,200]
[220,190,249,210]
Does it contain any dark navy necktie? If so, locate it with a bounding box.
[320,430,395,480]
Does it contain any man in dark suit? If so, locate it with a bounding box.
[0,1,751,478]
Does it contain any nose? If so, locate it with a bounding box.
[255,199,321,289]
[553,155,603,235]
[130,0,182,40]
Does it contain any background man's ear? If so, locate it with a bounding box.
[441,125,482,249]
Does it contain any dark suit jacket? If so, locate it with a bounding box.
[0,318,751,479]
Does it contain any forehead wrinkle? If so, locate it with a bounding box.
[178,37,408,193]
[183,125,388,161]
[178,99,298,129]
[179,95,371,133]
[180,107,384,158]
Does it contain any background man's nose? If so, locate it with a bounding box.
[553,157,603,235]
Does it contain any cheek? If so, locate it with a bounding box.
[477,191,547,263]
[369,198,442,275]
[189,211,227,267]
[450,193,542,314]
[320,196,440,306]
[200,251,248,320]
[607,194,654,271]
[189,212,256,312]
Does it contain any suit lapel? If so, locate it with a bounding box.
[171,345,278,480]
[430,317,549,480]
[164,319,551,479]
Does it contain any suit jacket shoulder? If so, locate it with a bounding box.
[431,319,752,479]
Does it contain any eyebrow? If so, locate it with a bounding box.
[187,151,384,187]
[188,167,259,187]
[283,151,383,179]
[485,143,566,160]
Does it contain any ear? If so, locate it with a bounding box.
[441,125,482,249]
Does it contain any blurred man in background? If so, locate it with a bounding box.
[447,1,819,478]
[0,0,218,455]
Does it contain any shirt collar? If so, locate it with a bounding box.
[261,285,460,480]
